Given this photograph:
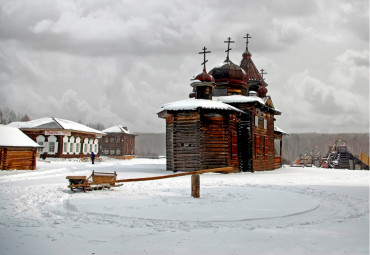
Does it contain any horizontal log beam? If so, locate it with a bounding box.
[68,167,234,188]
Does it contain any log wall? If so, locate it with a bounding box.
[200,111,231,170]
[252,109,275,171]
[0,147,37,170]
[167,111,200,172]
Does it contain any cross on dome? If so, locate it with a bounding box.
[199,46,211,71]
[224,37,235,62]
[243,33,252,50]
[260,69,267,80]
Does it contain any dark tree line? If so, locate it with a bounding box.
[282,133,369,163]
[0,107,30,124]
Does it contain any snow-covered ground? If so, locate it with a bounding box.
[0,157,368,255]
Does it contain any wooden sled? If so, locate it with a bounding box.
[66,170,122,192]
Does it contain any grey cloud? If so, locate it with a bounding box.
[0,0,368,133]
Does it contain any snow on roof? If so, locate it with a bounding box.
[157,98,244,114]
[215,95,265,105]
[274,126,288,135]
[8,117,105,134]
[103,125,134,135]
[0,125,41,147]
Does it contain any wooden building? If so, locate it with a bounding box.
[0,125,40,170]
[101,125,136,159]
[8,117,105,159]
[158,36,285,172]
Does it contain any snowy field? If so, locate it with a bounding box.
[0,157,368,255]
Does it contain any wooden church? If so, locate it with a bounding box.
[157,35,285,172]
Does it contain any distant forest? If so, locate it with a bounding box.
[135,133,369,163]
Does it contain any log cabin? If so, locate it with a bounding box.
[101,125,136,159]
[158,35,286,172]
[8,117,105,159]
[0,125,40,170]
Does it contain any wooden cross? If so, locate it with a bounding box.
[243,33,252,50]
[224,37,235,61]
[198,46,211,70]
[260,69,267,80]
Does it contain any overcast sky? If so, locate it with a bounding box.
[0,0,368,133]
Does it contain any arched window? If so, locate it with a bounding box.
[63,136,69,154]
[69,136,75,154]
[94,139,99,153]
[89,139,94,153]
[36,135,45,153]
[83,138,89,154]
[47,136,58,155]
[75,137,81,154]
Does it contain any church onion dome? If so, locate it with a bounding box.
[194,68,215,82]
[208,59,247,84]
[257,84,268,97]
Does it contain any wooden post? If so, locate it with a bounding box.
[191,174,200,198]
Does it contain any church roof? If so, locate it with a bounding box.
[9,117,105,134]
[0,125,41,148]
[274,126,288,135]
[216,95,281,114]
[240,51,263,82]
[215,95,265,105]
[157,98,244,114]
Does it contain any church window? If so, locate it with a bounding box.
[264,119,267,129]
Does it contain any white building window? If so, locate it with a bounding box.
[75,137,81,154]
[94,139,99,153]
[63,136,69,154]
[69,136,75,154]
[83,138,89,154]
[36,135,45,153]
[47,136,58,155]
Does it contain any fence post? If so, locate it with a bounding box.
[191,174,200,198]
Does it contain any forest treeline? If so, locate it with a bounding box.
[282,133,369,163]
[0,107,30,124]
[135,132,369,163]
